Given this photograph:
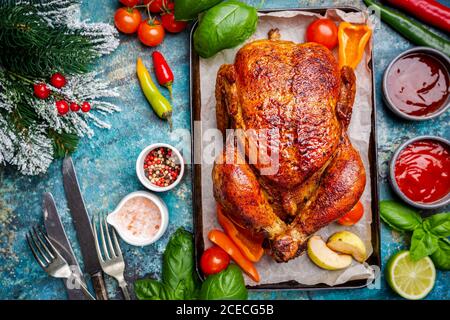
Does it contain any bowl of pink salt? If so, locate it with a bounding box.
[107,191,168,246]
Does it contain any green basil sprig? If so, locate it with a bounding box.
[174,0,223,21]
[379,200,422,231]
[410,226,439,261]
[380,200,450,269]
[431,238,450,270]
[134,227,248,300]
[199,264,248,300]
[161,228,201,298]
[423,212,450,237]
[135,228,200,300]
[193,0,258,58]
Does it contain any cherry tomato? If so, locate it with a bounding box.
[165,2,174,11]
[119,0,138,6]
[337,201,364,226]
[143,0,172,13]
[200,246,230,276]
[138,19,165,46]
[161,12,187,33]
[305,18,338,50]
[114,7,142,34]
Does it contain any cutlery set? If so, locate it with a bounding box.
[27,156,131,300]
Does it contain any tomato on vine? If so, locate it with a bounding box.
[161,11,187,33]
[143,0,172,13]
[119,0,139,7]
[137,19,165,46]
[114,7,142,34]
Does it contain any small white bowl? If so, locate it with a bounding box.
[136,143,185,192]
[107,191,169,246]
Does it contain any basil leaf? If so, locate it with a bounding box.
[164,280,187,300]
[379,200,422,231]
[134,279,164,300]
[431,238,450,270]
[134,228,201,300]
[134,279,187,300]
[423,212,450,238]
[175,0,223,21]
[200,264,248,300]
[410,227,439,261]
[162,228,201,299]
[194,0,258,58]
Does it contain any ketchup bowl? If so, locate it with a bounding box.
[382,47,449,121]
[389,136,450,209]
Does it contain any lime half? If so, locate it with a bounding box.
[386,250,436,300]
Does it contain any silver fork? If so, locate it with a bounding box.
[26,226,95,300]
[92,214,131,300]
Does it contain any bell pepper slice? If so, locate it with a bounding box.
[208,229,260,282]
[338,22,372,69]
[217,205,264,262]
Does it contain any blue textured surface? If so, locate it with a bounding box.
[0,0,449,300]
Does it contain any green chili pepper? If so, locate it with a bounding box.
[136,57,172,127]
[363,0,450,56]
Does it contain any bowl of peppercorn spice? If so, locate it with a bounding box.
[136,143,184,192]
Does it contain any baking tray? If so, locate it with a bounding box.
[190,6,381,291]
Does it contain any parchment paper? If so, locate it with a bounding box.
[199,9,375,286]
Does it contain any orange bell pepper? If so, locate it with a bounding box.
[208,229,260,282]
[217,205,264,262]
[338,22,372,69]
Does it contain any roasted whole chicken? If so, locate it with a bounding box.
[212,30,366,263]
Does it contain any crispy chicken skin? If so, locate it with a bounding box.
[212,31,366,262]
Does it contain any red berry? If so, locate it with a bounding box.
[81,101,91,113]
[33,83,50,99]
[69,102,80,112]
[50,73,67,89]
[56,100,69,115]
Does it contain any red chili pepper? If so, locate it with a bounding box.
[152,51,174,99]
[385,0,450,33]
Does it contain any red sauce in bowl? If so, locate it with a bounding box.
[386,53,449,116]
[394,139,450,203]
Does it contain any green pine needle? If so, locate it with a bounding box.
[48,130,79,158]
[0,5,96,77]
[0,1,118,175]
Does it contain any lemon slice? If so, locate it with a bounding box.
[386,250,436,300]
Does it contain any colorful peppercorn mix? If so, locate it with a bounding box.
[144,147,181,187]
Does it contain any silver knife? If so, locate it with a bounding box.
[62,156,109,300]
[43,192,89,300]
